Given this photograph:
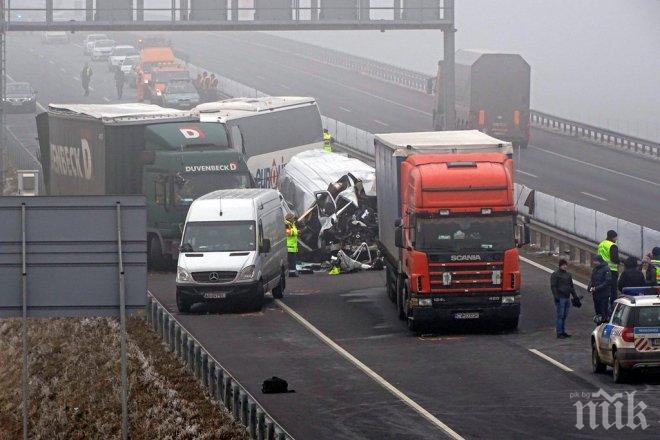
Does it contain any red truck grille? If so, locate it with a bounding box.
[429,261,503,293]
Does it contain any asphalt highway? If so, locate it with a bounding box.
[4,32,660,439]
[164,31,660,230]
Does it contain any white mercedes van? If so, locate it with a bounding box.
[176,189,287,312]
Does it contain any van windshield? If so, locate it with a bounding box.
[182,221,256,252]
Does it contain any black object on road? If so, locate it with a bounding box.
[262,377,295,394]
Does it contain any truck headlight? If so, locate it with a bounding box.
[238,265,255,281]
[491,270,502,285]
[502,295,515,304]
[418,298,433,307]
[442,272,452,286]
[176,266,193,283]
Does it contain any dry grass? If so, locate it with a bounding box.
[0,315,249,440]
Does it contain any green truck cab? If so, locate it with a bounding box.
[36,104,253,267]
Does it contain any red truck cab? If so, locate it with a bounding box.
[375,131,528,332]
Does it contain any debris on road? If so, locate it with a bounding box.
[278,149,379,264]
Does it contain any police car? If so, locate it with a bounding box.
[591,287,660,383]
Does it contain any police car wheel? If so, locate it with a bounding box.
[612,351,628,383]
[591,344,606,374]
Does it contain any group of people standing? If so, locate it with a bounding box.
[551,229,658,338]
[195,71,219,102]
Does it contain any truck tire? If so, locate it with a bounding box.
[386,268,396,303]
[148,234,166,270]
[396,276,406,320]
[502,316,519,331]
[176,291,191,313]
[272,269,285,299]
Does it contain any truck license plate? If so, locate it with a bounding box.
[455,312,479,320]
[204,292,226,299]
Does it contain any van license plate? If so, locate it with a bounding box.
[204,292,226,299]
[455,312,479,320]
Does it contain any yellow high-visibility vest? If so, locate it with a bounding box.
[285,221,298,253]
[323,131,332,152]
[597,240,618,272]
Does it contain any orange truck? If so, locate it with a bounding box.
[135,46,180,101]
[375,130,529,332]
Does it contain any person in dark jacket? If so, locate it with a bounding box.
[589,255,612,319]
[617,256,647,294]
[551,259,580,338]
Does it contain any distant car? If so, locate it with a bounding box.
[41,31,69,44]
[121,56,141,88]
[152,80,201,109]
[91,39,116,61]
[591,288,660,383]
[84,33,108,55]
[107,45,139,71]
[3,82,37,113]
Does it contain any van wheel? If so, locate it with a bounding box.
[249,281,265,312]
[176,291,191,313]
[272,270,285,299]
[148,234,165,270]
[591,343,606,374]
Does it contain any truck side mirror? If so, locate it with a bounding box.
[260,238,271,254]
[394,223,403,248]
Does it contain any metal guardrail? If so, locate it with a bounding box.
[529,110,659,159]
[145,293,294,440]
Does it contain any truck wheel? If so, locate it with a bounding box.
[396,276,406,320]
[148,234,165,270]
[176,291,191,313]
[502,316,519,331]
[612,351,628,383]
[272,269,285,299]
[591,342,606,374]
[249,281,265,312]
[386,269,396,303]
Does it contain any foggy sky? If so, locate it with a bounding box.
[275,0,660,141]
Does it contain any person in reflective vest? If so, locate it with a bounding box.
[323,129,333,153]
[285,214,299,277]
[646,247,660,286]
[597,230,621,310]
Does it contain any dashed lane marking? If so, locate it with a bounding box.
[279,84,291,89]
[580,191,608,202]
[373,119,389,127]
[519,256,588,289]
[517,170,538,178]
[339,106,352,113]
[275,299,465,440]
[528,349,574,372]
[530,145,660,187]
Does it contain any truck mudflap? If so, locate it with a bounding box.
[409,293,520,324]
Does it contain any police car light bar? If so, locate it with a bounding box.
[621,286,660,297]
